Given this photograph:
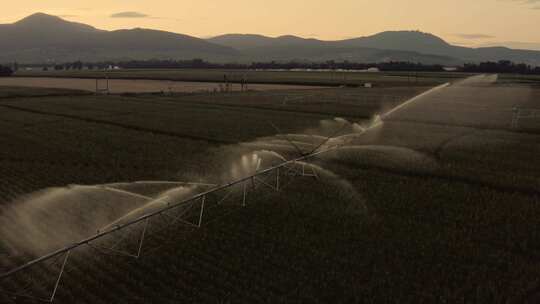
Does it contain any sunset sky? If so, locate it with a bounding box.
[1,0,539,49]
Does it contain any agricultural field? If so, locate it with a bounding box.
[497,74,540,86]
[0,86,89,98]
[15,69,468,87]
[1,74,540,303]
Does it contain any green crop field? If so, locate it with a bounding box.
[0,74,539,303]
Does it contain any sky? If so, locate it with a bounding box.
[1,0,539,49]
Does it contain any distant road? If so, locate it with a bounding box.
[14,69,461,87]
[0,77,326,94]
[381,73,532,130]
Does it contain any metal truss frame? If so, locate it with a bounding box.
[0,150,330,302]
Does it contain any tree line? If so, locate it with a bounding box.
[8,59,540,75]
[462,60,540,75]
[29,59,445,72]
[118,59,446,72]
[0,65,14,77]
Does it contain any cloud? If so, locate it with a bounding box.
[109,11,177,20]
[479,41,540,50]
[505,0,540,3]
[504,0,540,8]
[110,11,150,18]
[454,33,495,39]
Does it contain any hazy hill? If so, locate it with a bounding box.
[208,33,458,64]
[208,34,329,50]
[210,31,452,54]
[239,45,458,65]
[0,13,239,63]
[338,31,540,65]
[2,13,540,65]
[210,31,540,66]
[338,31,453,55]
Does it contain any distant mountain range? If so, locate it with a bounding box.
[0,13,238,63]
[2,13,540,66]
[209,33,540,66]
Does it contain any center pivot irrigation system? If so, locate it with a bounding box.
[0,82,452,302]
[95,76,110,95]
[0,137,337,303]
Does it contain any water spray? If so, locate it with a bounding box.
[0,78,456,302]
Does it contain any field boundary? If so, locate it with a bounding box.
[126,95,374,119]
[13,75,348,88]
